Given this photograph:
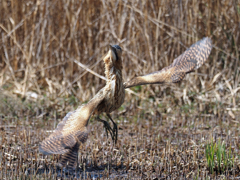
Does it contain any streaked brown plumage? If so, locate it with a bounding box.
[39,37,212,168]
[93,45,124,142]
[39,89,105,167]
[39,45,124,168]
[124,37,212,88]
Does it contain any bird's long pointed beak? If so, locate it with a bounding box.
[109,45,115,51]
[109,44,118,61]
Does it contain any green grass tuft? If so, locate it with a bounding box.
[205,139,234,174]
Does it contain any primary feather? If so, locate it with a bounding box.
[124,37,212,88]
[39,90,105,166]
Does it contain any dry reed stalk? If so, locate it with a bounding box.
[0,0,238,105]
[0,0,240,178]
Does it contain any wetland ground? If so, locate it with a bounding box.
[0,0,240,179]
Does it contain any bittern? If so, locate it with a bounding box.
[39,37,212,168]
[39,45,124,168]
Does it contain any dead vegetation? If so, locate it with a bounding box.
[0,0,240,179]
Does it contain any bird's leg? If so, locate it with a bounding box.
[75,151,79,175]
[107,114,118,144]
[96,116,114,140]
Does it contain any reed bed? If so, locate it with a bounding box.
[0,0,240,179]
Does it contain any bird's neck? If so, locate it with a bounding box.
[105,65,122,82]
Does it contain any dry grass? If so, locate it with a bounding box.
[0,93,240,179]
[0,0,240,179]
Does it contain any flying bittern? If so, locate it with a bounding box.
[39,37,212,168]
[39,45,124,168]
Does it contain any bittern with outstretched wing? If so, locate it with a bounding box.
[39,45,124,168]
[39,37,212,168]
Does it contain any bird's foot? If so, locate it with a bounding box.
[107,114,118,144]
[96,117,115,141]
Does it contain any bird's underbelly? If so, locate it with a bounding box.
[94,85,125,114]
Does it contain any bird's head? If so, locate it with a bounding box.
[103,44,123,71]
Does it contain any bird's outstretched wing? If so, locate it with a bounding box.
[39,90,104,158]
[124,37,212,88]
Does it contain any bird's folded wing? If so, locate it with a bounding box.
[39,90,105,155]
[124,37,212,88]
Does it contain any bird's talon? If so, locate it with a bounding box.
[103,120,114,140]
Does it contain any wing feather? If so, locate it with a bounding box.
[124,37,212,88]
[59,142,79,168]
[39,90,104,155]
